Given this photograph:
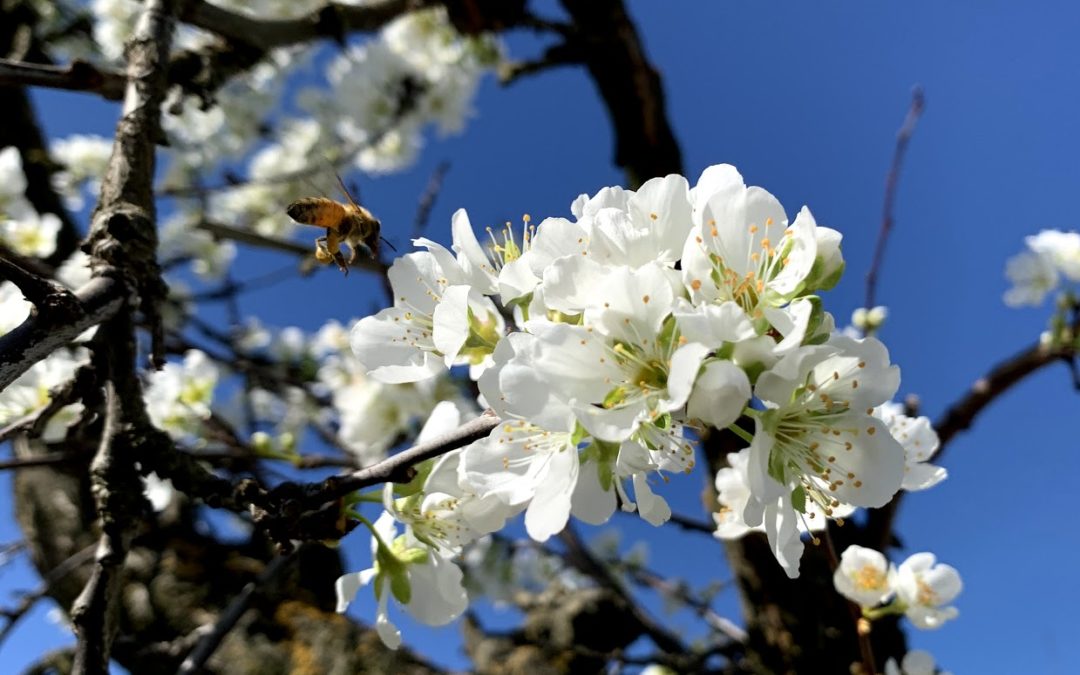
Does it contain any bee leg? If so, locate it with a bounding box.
[314,236,335,264]
[333,250,349,276]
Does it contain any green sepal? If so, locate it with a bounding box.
[790,485,807,513]
[389,568,412,605]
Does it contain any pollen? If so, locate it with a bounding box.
[650,212,658,220]
[643,294,650,303]
[690,279,702,290]
[851,561,885,587]
[867,426,877,435]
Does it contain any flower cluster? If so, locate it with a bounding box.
[0,146,63,259]
[1003,229,1080,307]
[336,164,922,646]
[833,544,962,632]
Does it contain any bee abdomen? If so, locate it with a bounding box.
[286,197,346,228]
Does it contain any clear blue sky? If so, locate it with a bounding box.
[4,1,1079,671]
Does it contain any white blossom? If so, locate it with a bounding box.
[896,552,962,630]
[875,402,947,492]
[0,348,87,442]
[1,212,61,258]
[144,350,221,440]
[832,545,896,608]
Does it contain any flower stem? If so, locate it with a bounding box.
[726,422,754,444]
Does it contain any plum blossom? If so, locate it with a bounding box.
[895,552,962,630]
[143,350,221,440]
[885,650,952,675]
[0,349,87,442]
[875,402,947,492]
[335,511,468,650]
[351,250,503,383]
[832,545,896,608]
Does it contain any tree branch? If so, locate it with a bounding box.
[0,274,123,391]
[66,0,179,670]
[170,0,435,100]
[558,0,682,187]
[863,316,1080,548]
[0,58,125,100]
[558,525,687,655]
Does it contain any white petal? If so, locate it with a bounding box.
[673,299,757,348]
[334,571,369,613]
[685,359,751,429]
[450,208,499,294]
[351,308,443,383]
[525,448,579,541]
[628,174,692,263]
[662,342,711,411]
[431,285,473,365]
[571,460,616,524]
[632,473,671,526]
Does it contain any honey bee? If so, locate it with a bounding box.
[286,174,391,276]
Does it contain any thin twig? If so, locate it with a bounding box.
[412,161,450,237]
[176,554,292,675]
[864,86,925,311]
[558,525,687,655]
[0,544,96,651]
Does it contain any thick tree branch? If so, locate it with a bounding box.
[558,0,682,187]
[65,0,179,670]
[0,274,123,391]
[182,0,433,51]
[170,0,436,100]
[0,57,125,100]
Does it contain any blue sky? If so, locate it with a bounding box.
[4,1,1080,671]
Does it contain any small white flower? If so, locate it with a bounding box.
[144,350,221,440]
[1003,250,1058,307]
[142,472,175,512]
[1,212,61,258]
[885,650,949,675]
[335,511,468,650]
[0,349,87,442]
[832,545,896,608]
[875,402,947,492]
[351,249,503,383]
[1026,229,1080,282]
[895,552,962,629]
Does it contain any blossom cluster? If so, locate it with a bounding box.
[140,320,470,470]
[833,544,962,631]
[335,164,939,646]
[1003,229,1080,307]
